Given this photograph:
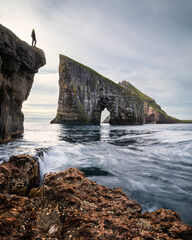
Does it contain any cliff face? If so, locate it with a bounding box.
[119,81,179,124]
[0,156,191,239]
[51,55,143,125]
[0,24,46,143]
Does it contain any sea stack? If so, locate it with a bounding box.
[51,55,143,125]
[0,24,46,143]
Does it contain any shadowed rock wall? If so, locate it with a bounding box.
[51,55,143,125]
[0,24,46,143]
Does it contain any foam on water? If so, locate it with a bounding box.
[0,121,192,224]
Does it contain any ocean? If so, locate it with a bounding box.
[0,121,192,224]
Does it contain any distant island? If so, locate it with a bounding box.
[51,55,192,125]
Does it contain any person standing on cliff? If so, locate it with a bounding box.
[31,29,36,46]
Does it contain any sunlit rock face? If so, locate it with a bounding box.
[0,24,46,143]
[51,55,143,125]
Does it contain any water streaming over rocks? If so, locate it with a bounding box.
[0,121,192,224]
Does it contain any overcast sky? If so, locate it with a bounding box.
[1,0,192,120]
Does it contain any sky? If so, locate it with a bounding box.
[1,0,192,121]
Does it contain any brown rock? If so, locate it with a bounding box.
[0,164,191,239]
[42,168,192,239]
[0,193,44,240]
[0,155,39,196]
[42,168,142,239]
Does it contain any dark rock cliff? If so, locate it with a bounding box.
[0,156,191,239]
[0,24,46,143]
[51,55,143,125]
[119,81,180,124]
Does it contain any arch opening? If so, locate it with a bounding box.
[100,108,110,124]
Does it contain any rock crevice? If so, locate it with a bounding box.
[0,24,46,143]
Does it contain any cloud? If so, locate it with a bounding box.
[22,73,59,120]
[1,0,192,120]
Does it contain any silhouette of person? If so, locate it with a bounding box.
[31,29,37,46]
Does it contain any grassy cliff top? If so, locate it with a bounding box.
[59,54,132,93]
[119,81,155,102]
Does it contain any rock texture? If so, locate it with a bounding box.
[0,156,192,239]
[0,155,39,196]
[51,55,143,125]
[0,24,46,143]
[119,81,180,124]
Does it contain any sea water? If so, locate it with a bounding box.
[0,121,192,224]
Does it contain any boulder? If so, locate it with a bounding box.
[0,155,39,196]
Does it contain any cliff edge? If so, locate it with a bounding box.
[0,24,46,143]
[51,55,143,125]
[119,81,180,124]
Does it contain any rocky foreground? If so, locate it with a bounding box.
[0,155,191,239]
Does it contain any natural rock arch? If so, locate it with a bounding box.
[51,55,143,125]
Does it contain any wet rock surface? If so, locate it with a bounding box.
[0,24,46,143]
[0,155,39,196]
[0,156,192,239]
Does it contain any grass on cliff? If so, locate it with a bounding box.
[179,120,192,123]
[60,54,130,92]
[120,81,154,102]
[60,55,192,123]
[119,81,179,120]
